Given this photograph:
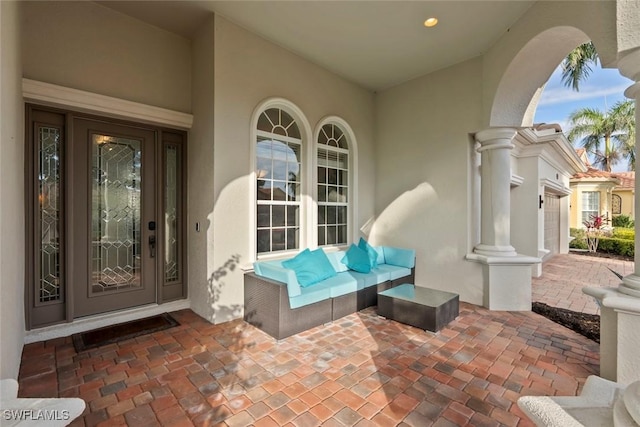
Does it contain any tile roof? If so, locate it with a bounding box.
[614,171,635,189]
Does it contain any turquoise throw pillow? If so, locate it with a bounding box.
[282,248,337,287]
[358,238,378,269]
[341,244,371,273]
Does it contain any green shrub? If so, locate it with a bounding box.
[569,237,588,250]
[612,228,635,241]
[570,228,586,239]
[596,237,634,257]
[612,214,634,228]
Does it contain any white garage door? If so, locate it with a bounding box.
[544,193,560,256]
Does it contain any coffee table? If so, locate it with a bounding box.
[378,284,459,332]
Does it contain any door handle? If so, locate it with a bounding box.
[149,235,156,258]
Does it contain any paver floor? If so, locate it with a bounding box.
[532,253,634,314]
[19,303,599,427]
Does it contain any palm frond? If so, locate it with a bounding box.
[561,42,599,91]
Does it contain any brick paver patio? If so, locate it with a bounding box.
[532,253,634,315]
[19,302,599,426]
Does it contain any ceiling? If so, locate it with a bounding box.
[98,1,535,91]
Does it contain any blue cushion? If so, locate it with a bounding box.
[325,251,349,273]
[382,247,416,268]
[289,281,333,309]
[323,274,359,298]
[358,238,378,269]
[282,248,337,287]
[253,261,302,297]
[347,268,391,288]
[376,264,412,281]
[341,244,371,273]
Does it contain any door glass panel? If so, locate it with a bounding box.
[165,145,179,283]
[39,127,62,303]
[91,134,142,294]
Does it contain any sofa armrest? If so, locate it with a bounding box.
[382,246,416,269]
[253,262,302,297]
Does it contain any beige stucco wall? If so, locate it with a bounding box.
[197,15,376,323]
[21,1,192,112]
[373,57,485,305]
[0,0,25,379]
[188,15,216,322]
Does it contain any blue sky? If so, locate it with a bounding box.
[534,64,633,171]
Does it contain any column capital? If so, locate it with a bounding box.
[618,47,640,99]
[474,127,518,152]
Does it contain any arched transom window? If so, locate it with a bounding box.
[317,123,349,246]
[256,108,302,254]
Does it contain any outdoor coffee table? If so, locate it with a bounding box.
[378,284,459,332]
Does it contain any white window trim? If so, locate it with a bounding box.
[250,98,313,261]
[313,116,359,248]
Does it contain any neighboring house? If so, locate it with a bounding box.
[1,1,639,382]
[569,154,635,228]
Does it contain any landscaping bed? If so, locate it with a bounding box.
[533,302,600,343]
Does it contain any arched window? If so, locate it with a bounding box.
[612,194,622,215]
[317,123,349,246]
[256,108,302,254]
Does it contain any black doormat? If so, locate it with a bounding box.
[72,313,179,352]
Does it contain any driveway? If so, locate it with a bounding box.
[532,253,634,315]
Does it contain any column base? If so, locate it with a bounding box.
[583,286,640,384]
[473,243,518,257]
[621,274,640,297]
[466,253,540,311]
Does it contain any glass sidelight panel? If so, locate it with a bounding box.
[165,144,179,283]
[38,127,62,303]
[91,134,142,294]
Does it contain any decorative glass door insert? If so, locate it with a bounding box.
[91,134,142,294]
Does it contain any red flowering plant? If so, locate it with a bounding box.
[583,214,604,253]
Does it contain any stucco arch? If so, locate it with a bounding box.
[490,26,591,127]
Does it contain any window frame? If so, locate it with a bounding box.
[581,191,600,225]
[250,102,359,260]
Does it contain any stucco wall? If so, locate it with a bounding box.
[198,15,375,323]
[0,0,25,380]
[373,58,484,305]
[21,1,192,112]
[188,15,216,322]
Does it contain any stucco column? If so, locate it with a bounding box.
[466,127,540,311]
[584,47,640,385]
[474,127,518,257]
[619,48,640,297]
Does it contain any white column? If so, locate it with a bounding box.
[467,127,540,311]
[474,127,518,257]
[619,48,640,297]
[584,47,640,384]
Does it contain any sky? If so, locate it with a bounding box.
[534,64,633,172]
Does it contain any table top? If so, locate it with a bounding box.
[379,284,458,307]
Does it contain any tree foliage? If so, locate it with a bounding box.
[567,100,636,171]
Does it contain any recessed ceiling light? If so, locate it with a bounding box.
[424,17,438,27]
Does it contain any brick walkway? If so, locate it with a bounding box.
[19,304,599,427]
[532,253,634,315]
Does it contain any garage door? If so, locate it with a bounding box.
[544,193,560,256]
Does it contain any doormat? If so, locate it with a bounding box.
[72,313,179,352]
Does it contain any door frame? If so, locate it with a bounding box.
[25,104,188,329]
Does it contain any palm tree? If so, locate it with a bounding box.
[567,100,636,172]
[561,41,598,91]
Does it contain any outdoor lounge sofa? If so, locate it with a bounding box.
[244,243,416,339]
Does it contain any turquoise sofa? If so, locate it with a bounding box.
[244,245,415,339]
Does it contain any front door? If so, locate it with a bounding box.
[72,118,157,316]
[27,106,187,328]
